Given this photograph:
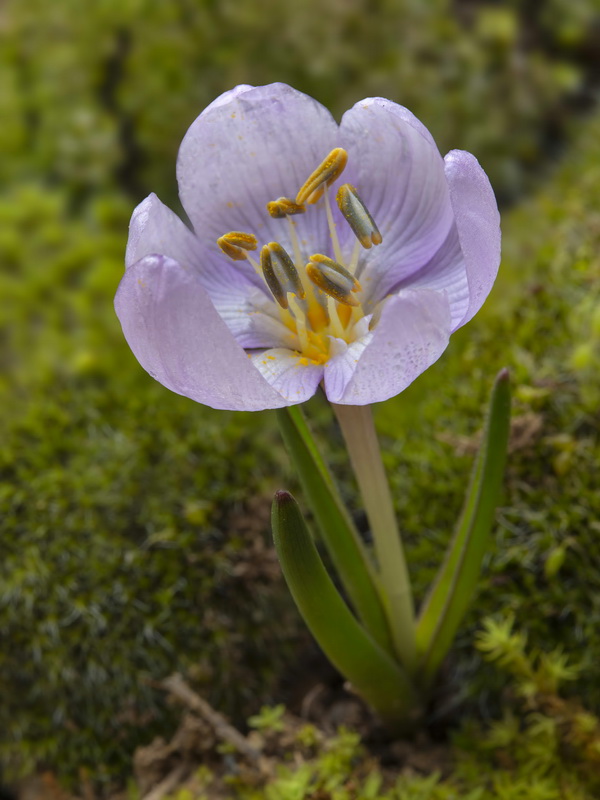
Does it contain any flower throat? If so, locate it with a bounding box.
[217,148,382,365]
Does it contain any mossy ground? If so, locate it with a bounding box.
[2,0,600,796]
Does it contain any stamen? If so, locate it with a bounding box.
[336,184,382,249]
[336,303,353,329]
[296,148,348,205]
[327,298,346,338]
[260,242,305,310]
[305,254,361,307]
[286,216,304,274]
[348,238,362,276]
[324,185,343,265]
[217,231,258,261]
[267,197,306,218]
[288,295,311,353]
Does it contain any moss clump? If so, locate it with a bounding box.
[0,0,597,202]
[0,185,302,782]
[136,689,600,799]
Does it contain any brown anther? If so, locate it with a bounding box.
[296,148,348,206]
[305,254,361,307]
[266,197,306,218]
[336,184,382,249]
[261,242,305,310]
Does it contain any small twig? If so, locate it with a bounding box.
[301,682,326,720]
[141,762,189,800]
[161,673,261,762]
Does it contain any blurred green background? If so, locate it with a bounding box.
[2,0,600,789]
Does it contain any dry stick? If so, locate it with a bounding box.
[142,763,190,800]
[161,673,261,762]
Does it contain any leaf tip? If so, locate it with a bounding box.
[273,489,295,506]
[495,367,510,384]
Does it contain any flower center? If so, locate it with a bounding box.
[217,148,382,365]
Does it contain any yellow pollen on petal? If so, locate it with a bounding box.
[296,148,348,205]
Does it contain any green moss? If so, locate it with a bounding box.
[0,0,597,202]
[155,707,598,798]
[0,184,302,782]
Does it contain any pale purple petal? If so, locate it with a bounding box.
[397,225,468,331]
[176,83,339,260]
[444,150,501,327]
[200,85,254,115]
[114,254,294,410]
[125,193,259,310]
[339,99,454,305]
[329,289,452,405]
[126,193,203,271]
[250,349,324,403]
[225,289,299,350]
[323,318,372,402]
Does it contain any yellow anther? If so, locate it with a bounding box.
[296,148,348,205]
[260,242,305,310]
[336,184,382,249]
[266,197,306,218]
[305,254,361,307]
[217,231,258,261]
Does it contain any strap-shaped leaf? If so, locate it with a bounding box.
[272,490,420,728]
[416,369,511,686]
[277,406,394,656]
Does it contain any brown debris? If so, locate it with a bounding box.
[438,412,543,456]
[160,674,260,763]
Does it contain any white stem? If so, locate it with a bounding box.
[332,402,417,673]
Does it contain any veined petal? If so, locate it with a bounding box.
[126,193,203,271]
[176,83,339,259]
[250,348,324,403]
[395,153,500,332]
[339,99,454,305]
[224,288,300,351]
[444,150,501,327]
[323,318,372,402]
[328,289,452,405]
[200,84,255,115]
[115,254,294,411]
[125,193,260,308]
[397,225,468,332]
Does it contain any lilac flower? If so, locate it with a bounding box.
[116,83,500,410]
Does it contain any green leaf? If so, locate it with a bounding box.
[272,491,420,729]
[416,369,511,686]
[277,406,394,656]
